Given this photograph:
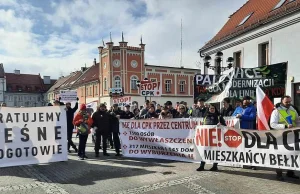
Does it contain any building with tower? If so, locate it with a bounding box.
[46,34,200,108]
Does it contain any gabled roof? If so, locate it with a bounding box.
[73,63,99,86]
[59,71,83,89]
[47,74,73,93]
[5,73,45,93]
[201,0,300,50]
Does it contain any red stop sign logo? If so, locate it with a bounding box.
[224,130,242,148]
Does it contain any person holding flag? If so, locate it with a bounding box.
[270,95,299,181]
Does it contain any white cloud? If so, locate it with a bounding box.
[0,0,248,78]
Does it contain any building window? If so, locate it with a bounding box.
[179,81,185,92]
[114,76,121,88]
[234,51,242,68]
[165,80,171,92]
[104,78,107,90]
[150,78,157,82]
[95,85,98,95]
[259,42,269,66]
[130,76,138,90]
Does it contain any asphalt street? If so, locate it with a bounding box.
[1,136,300,194]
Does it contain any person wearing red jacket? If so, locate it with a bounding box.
[73,104,93,160]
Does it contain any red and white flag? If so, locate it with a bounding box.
[256,86,274,130]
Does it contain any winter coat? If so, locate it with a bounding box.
[110,112,120,133]
[232,106,243,116]
[203,112,226,126]
[175,112,190,118]
[140,108,149,117]
[169,108,178,118]
[121,111,134,119]
[91,110,111,136]
[66,102,78,131]
[240,103,257,129]
[73,111,93,134]
[145,111,159,119]
[220,105,234,117]
[191,107,207,118]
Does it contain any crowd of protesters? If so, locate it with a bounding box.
[42,94,300,181]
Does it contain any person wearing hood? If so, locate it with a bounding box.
[73,104,93,160]
[92,103,112,157]
[197,104,226,172]
[236,96,256,129]
[220,98,234,117]
[65,99,79,153]
[270,95,299,181]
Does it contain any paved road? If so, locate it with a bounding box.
[1,137,300,194]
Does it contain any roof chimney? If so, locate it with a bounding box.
[14,70,20,75]
[43,76,51,84]
[94,58,96,66]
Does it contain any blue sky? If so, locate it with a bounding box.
[0,0,247,78]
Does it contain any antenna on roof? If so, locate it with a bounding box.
[102,38,105,46]
[140,35,143,44]
[122,31,124,42]
[110,32,112,42]
[180,18,183,68]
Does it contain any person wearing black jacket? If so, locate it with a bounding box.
[145,105,159,119]
[197,104,226,172]
[191,99,207,118]
[110,106,122,156]
[220,98,234,117]
[175,105,190,118]
[121,104,134,119]
[92,103,111,157]
[66,101,78,153]
[165,101,177,118]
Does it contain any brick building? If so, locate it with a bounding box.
[46,38,200,108]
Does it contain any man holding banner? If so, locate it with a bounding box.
[270,95,299,181]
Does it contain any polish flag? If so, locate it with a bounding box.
[256,86,274,130]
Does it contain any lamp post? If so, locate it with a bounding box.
[203,51,234,75]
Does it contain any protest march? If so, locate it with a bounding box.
[1,62,299,182]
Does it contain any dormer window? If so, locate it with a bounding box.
[238,12,254,26]
[272,0,286,10]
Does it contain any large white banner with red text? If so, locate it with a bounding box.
[119,117,239,163]
[195,125,300,170]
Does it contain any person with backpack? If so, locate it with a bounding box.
[73,104,93,160]
[197,104,226,172]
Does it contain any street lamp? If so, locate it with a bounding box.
[204,51,234,75]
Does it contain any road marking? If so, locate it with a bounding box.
[113,174,215,194]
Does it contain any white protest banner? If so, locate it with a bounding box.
[120,118,201,162]
[59,90,77,102]
[0,107,68,168]
[119,117,240,163]
[113,96,132,107]
[140,82,162,96]
[195,125,300,170]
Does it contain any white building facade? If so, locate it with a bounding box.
[199,0,300,108]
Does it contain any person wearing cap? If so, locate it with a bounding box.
[270,95,299,181]
[65,98,79,153]
[92,103,112,157]
[191,99,207,118]
[73,104,93,160]
[165,101,177,118]
[121,104,134,119]
[175,104,189,118]
[236,96,256,129]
